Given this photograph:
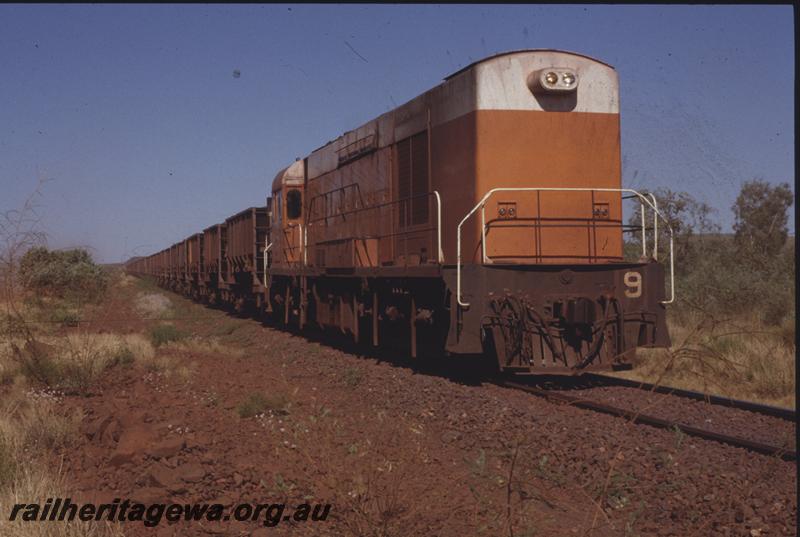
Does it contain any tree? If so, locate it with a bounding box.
[732,180,793,261]
[1,180,47,339]
[627,188,720,267]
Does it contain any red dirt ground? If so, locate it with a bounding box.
[51,279,796,536]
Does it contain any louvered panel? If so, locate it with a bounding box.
[397,137,412,227]
[411,131,429,225]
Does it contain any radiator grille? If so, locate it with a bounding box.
[396,131,429,227]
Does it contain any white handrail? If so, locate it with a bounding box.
[480,205,488,264]
[263,240,272,287]
[433,191,444,263]
[456,187,675,308]
[640,202,647,258]
[648,192,658,260]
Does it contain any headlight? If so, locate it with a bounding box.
[528,68,579,94]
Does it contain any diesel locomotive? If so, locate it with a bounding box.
[126,49,675,374]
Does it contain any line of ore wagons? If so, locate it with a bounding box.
[128,205,271,310]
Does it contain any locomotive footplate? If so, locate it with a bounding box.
[443,262,670,374]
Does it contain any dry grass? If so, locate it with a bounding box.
[120,333,156,363]
[19,401,84,452]
[137,351,197,384]
[0,184,123,536]
[162,336,245,358]
[55,333,139,392]
[1,333,155,395]
[0,331,132,536]
[0,468,124,537]
[616,314,796,408]
[0,386,123,537]
[0,350,18,386]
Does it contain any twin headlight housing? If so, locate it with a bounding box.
[528,68,579,94]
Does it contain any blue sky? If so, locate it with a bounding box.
[0,4,794,263]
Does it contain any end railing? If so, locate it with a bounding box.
[456,187,675,308]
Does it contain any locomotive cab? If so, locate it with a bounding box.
[270,159,306,267]
[268,159,308,325]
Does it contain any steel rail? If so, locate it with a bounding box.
[583,373,796,421]
[499,380,796,462]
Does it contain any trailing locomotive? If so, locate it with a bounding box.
[127,49,674,374]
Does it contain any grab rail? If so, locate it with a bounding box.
[263,240,272,287]
[456,187,674,308]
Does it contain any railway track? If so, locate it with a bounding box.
[583,373,796,420]
[498,378,796,462]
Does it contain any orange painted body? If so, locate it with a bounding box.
[130,50,671,371]
[473,109,623,264]
[271,108,622,272]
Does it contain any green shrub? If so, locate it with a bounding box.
[237,393,269,418]
[662,234,795,323]
[625,183,794,325]
[18,247,108,303]
[343,367,363,388]
[149,324,186,347]
[50,307,80,327]
[110,347,136,367]
[237,392,290,418]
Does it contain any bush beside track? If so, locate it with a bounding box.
[620,180,795,407]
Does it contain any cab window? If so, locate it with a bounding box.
[274,191,282,223]
[286,189,302,220]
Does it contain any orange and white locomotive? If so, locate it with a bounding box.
[128,49,674,374]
